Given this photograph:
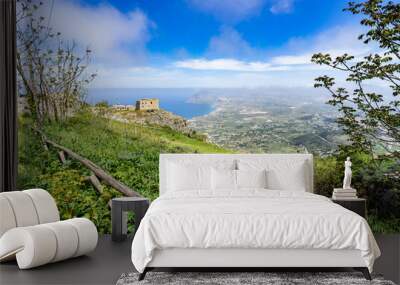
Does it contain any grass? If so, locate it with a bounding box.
[17,111,230,233]
[42,111,229,199]
[368,214,400,234]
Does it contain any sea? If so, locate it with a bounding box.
[86,88,213,119]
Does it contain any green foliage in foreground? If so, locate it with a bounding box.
[17,112,228,233]
[43,111,229,199]
[315,152,400,233]
[18,112,399,233]
[312,0,400,159]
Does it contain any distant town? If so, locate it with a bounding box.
[188,93,344,156]
[102,94,344,156]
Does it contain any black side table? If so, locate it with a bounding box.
[111,197,150,242]
[332,198,366,218]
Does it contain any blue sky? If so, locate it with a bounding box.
[45,0,374,89]
[81,0,352,57]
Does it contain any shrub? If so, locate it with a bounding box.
[314,156,341,197]
[315,151,400,233]
[17,112,228,233]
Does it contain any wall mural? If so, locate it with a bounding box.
[16,0,399,234]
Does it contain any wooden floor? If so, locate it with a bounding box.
[0,234,399,285]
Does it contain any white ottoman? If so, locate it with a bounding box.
[0,189,98,269]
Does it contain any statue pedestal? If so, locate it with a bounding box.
[332,188,358,200]
[334,188,356,192]
[331,198,366,218]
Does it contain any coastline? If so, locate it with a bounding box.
[188,104,221,122]
[87,88,214,120]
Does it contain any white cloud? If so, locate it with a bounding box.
[207,26,258,58]
[188,0,266,22]
[98,23,373,88]
[204,24,371,67]
[270,0,294,14]
[188,0,297,21]
[173,57,331,73]
[90,64,341,89]
[46,0,153,66]
[284,24,373,58]
[268,24,376,67]
[175,58,273,72]
[270,54,313,65]
[29,0,379,91]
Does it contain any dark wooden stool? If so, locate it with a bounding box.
[111,197,150,242]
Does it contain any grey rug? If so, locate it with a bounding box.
[116,272,396,285]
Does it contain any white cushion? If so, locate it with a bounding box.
[0,189,60,238]
[0,192,39,227]
[0,196,16,237]
[24,189,59,224]
[65,218,98,257]
[42,221,79,262]
[167,162,212,191]
[212,168,237,191]
[159,154,313,195]
[0,226,57,269]
[0,218,97,269]
[238,159,307,191]
[237,169,267,189]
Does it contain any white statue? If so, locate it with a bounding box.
[343,157,352,189]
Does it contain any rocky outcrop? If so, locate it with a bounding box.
[100,108,195,136]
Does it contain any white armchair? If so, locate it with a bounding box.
[0,189,98,269]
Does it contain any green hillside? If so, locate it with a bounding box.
[17,110,399,234]
[18,110,230,233]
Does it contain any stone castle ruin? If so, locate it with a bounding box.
[135,99,159,111]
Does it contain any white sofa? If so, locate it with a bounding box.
[0,189,98,269]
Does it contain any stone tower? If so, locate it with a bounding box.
[135,99,159,111]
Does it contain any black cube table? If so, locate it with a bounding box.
[111,197,150,242]
[331,198,366,218]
